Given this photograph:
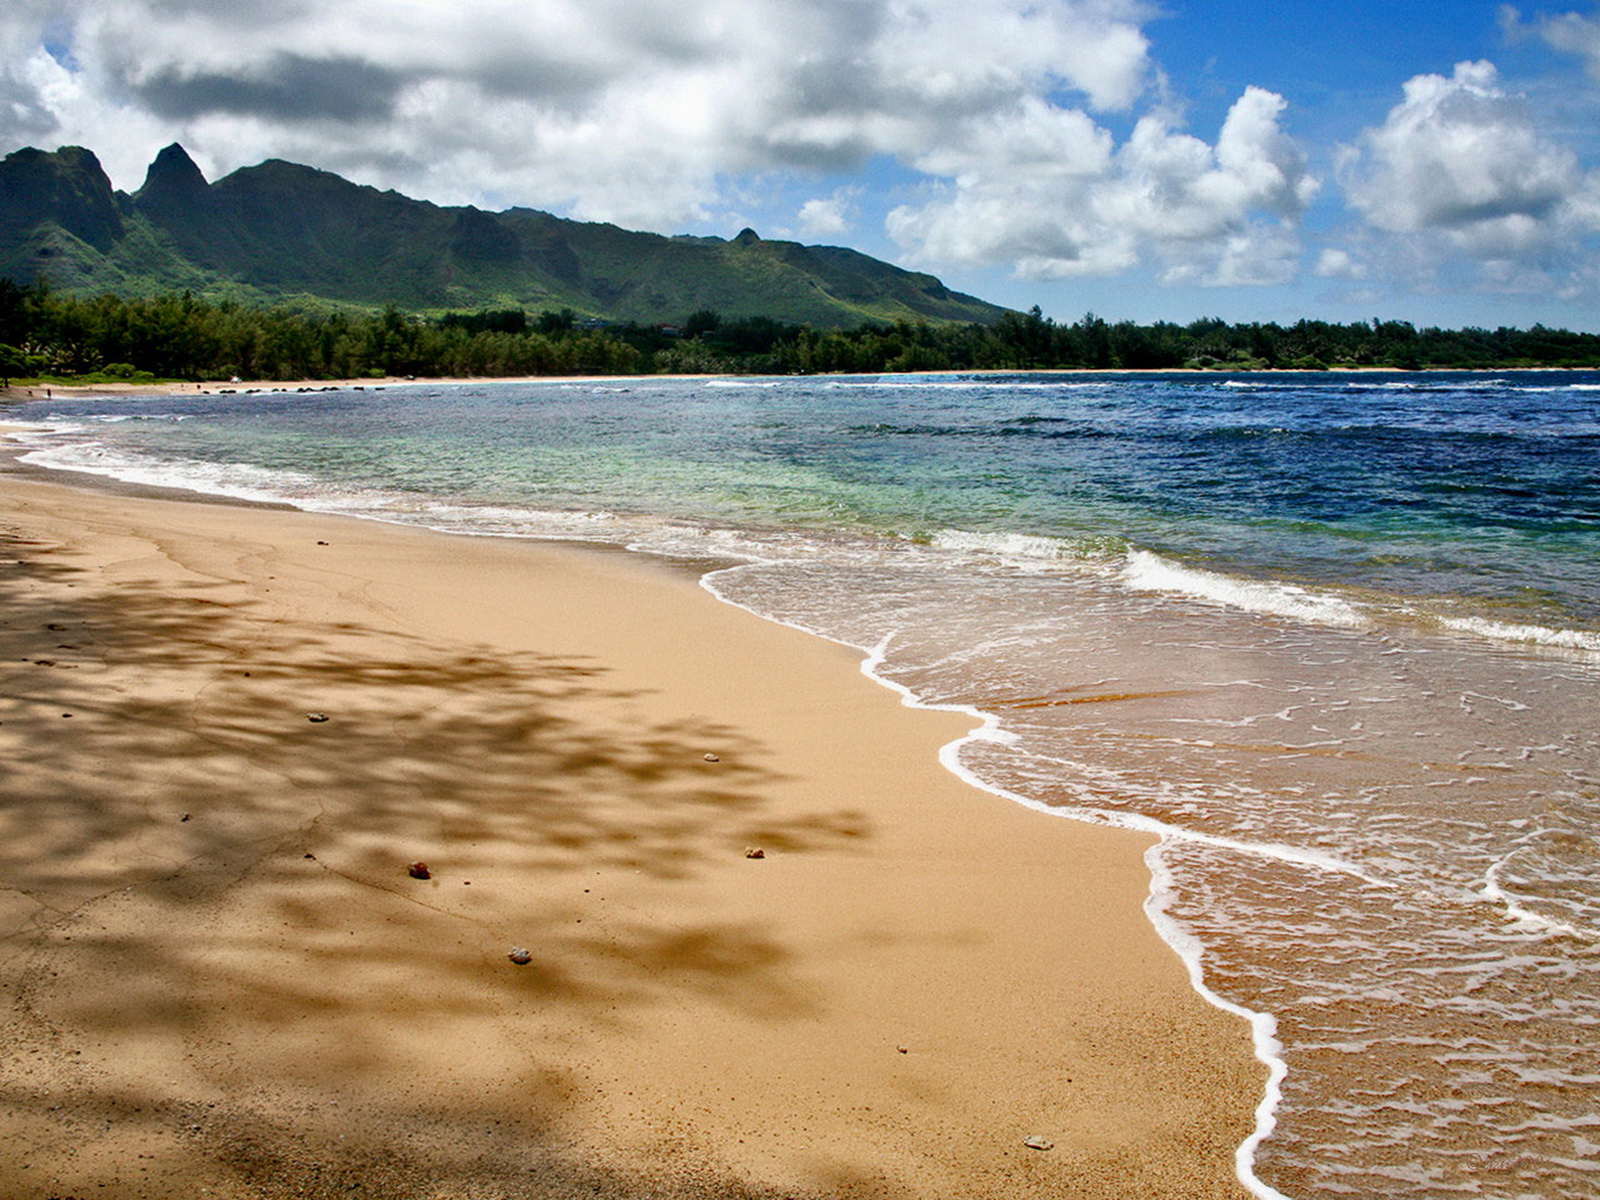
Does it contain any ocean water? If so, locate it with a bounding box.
[10,371,1600,1199]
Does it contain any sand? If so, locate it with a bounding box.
[0,455,1263,1198]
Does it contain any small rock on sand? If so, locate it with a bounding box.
[744,847,765,859]
[408,861,431,880]
[1023,1136,1055,1151]
[307,712,329,723]
[703,752,720,762]
[508,947,533,965]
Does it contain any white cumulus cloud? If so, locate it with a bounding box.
[1335,59,1600,293]
[888,86,1317,286]
[797,191,857,237]
[1314,247,1367,280]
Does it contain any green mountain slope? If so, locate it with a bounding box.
[0,144,1010,327]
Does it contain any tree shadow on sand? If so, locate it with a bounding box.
[0,523,886,1199]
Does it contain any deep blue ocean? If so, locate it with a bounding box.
[12,371,1600,1199]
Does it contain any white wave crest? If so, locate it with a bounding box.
[932,528,1120,564]
[1438,615,1600,654]
[76,412,193,423]
[821,377,1111,392]
[1121,549,1366,628]
[19,443,322,504]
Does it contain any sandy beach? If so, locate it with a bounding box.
[0,450,1261,1197]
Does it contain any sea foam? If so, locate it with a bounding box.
[1120,549,1367,628]
[1437,614,1600,654]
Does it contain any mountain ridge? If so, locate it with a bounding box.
[0,143,1010,328]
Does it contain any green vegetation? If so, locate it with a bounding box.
[4,283,1600,387]
[0,283,646,382]
[10,145,1594,385]
[1,143,1007,329]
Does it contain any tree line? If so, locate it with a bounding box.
[5,281,1600,387]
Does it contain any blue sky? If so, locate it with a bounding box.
[6,1,1600,329]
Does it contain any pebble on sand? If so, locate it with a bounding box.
[408,861,431,880]
[1023,1136,1055,1151]
[508,947,533,965]
[307,712,330,723]
[744,847,765,859]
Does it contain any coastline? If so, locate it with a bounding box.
[0,456,1262,1198]
[0,360,1579,408]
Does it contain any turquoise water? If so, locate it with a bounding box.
[21,372,1600,633]
[13,372,1600,1199]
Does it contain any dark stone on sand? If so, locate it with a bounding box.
[744,847,765,859]
[307,712,329,723]
[508,947,532,965]
[408,862,431,880]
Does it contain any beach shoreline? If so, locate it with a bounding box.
[2,360,1582,408]
[0,448,1263,1198]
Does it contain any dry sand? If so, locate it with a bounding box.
[0,457,1262,1199]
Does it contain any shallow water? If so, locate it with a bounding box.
[13,371,1600,1198]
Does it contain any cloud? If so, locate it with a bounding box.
[0,4,69,141]
[36,1,1574,300]
[1335,60,1600,292]
[797,190,857,237]
[1343,62,1576,235]
[0,0,1159,228]
[888,86,1317,286]
[1313,248,1367,280]
[0,0,1327,289]
[1501,5,1600,81]
[134,55,407,123]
